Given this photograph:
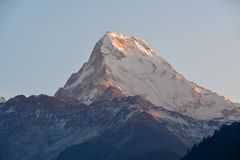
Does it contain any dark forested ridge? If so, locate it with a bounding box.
[181,122,240,160]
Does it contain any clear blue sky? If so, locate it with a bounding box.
[0,0,239,102]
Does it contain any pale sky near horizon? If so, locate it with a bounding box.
[0,0,239,102]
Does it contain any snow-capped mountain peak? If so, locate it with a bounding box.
[55,32,240,120]
[101,31,154,58]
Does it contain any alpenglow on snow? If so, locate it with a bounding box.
[55,32,240,120]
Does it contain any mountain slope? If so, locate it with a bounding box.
[56,111,185,160]
[180,122,240,160]
[0,97,6,103]
[0,95,223,160]
[55,32,240,120]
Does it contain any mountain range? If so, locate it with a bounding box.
[0,32,239,160]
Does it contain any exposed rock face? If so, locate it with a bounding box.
[55,37,125,103]
[55,32,240,120]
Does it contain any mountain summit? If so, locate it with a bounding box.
[55,32,240,120]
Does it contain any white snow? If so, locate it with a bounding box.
[4,105,17,114]
[57,31,240,120]
[65,65,94,89]
[0,97,6,103]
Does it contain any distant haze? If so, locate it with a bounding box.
[0,0,239,102]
